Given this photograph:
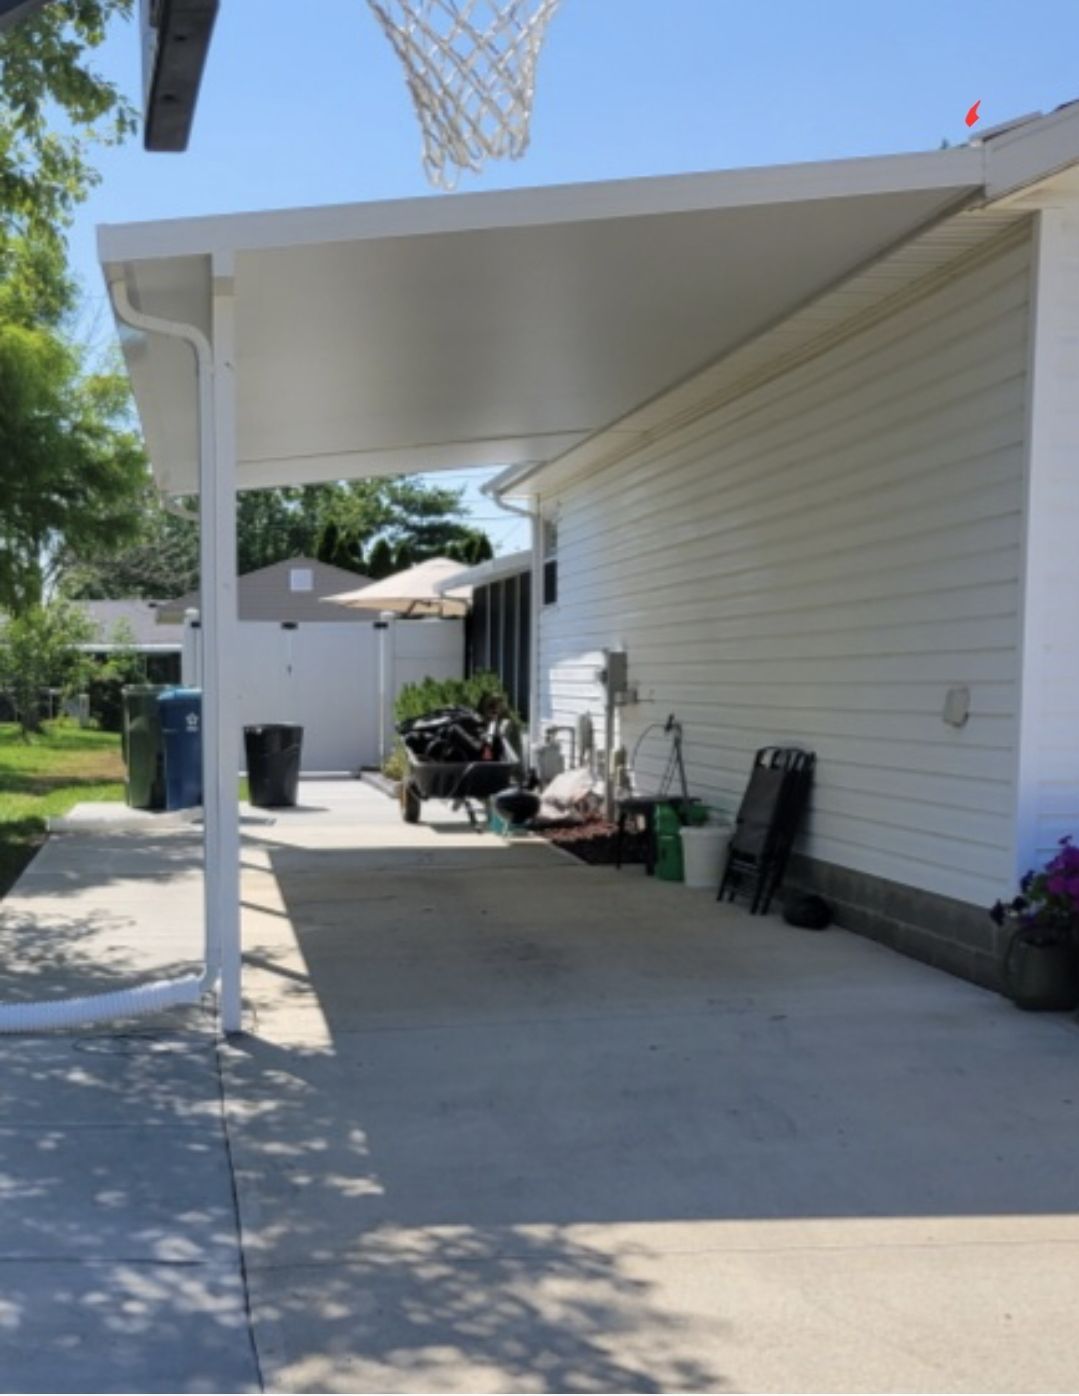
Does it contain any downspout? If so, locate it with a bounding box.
[0,277,218,1032]
[112,276,223,990]
[481,477,543,746]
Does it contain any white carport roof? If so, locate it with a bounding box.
[101,102,1079,499]
[99,108,1066,502]
[100,103,1079,501]
[98,102,1079,501]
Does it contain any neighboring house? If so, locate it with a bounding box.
[156,557,373,623]
[76,599,184,684]
[487,118,1079,991]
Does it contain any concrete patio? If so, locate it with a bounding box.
[1,779,1078,1392]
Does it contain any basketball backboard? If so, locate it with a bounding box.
[140,0,219,151]
[0,0,52,31]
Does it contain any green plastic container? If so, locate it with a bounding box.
[655,802,710,881]
[122,684,171,810]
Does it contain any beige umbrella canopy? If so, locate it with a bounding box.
[323,556,472,619]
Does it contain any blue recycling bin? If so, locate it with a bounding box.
[158,688,203,811]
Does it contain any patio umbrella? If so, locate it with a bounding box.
[323,556,472,618]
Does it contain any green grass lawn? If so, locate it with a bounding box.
[0,722,125,898]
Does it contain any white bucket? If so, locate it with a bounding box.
[680,823,732,889]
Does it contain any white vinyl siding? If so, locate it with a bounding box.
[539,234,1032,908]
[1016,204,1079,873]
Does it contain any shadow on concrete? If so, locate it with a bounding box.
[0,830,206,1007]
[3,789,1078,1391]
[221,818,1079,1390]
[0,1012,259,1392]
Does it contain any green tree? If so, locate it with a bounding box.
[234,479,492,576]
[315,520,360,574]
[1,1,136,324]
[102,616,145,686]
[0,323,146,612]
[0,597,94,736]
[59,485,199,601]
[60,476,498,599]
[0,4,145,613]
[445,529,494,567]
[365,536,396,580]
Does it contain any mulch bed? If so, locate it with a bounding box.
[538,817,647,866]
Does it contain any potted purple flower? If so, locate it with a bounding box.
[990,837,1079,1011]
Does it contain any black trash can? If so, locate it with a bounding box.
[244,724,303,808]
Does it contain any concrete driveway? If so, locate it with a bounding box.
[1,779,1078,1392]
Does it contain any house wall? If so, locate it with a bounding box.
[1015,202,1079,874]
[538,232,1032,936]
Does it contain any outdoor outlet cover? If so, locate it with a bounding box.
[943,686,971,728]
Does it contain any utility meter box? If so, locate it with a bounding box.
[599,649,636,706]
[602,649,628,695]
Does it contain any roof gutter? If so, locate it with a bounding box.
[486,461,544,505]
[979,99,1079,203]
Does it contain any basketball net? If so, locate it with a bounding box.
[366,0,561,189]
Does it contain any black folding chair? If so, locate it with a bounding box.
[717,747,815,914]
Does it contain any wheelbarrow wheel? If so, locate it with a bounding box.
[401,782,422,824]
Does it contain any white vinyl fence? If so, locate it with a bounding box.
[183,618,463,772]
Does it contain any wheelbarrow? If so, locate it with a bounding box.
[400,753,517,827]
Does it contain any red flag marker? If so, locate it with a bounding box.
[965,100,981,128]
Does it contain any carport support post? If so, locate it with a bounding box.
[204,255,242,1034]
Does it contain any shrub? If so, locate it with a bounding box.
[382,742,409,781]
[0,600,94,736]
[87,674,126,733]
[393,670,514,724]
[388,671,523,780]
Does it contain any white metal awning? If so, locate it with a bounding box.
[99,103,1079,500]
[99,152,992,498]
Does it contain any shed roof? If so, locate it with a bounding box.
[157,556,372,623]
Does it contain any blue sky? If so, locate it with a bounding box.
[71,0,1079,555]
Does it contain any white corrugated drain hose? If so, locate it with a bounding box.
[0,973,208,1034]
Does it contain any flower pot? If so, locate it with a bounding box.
[1002,930,1079,1011]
